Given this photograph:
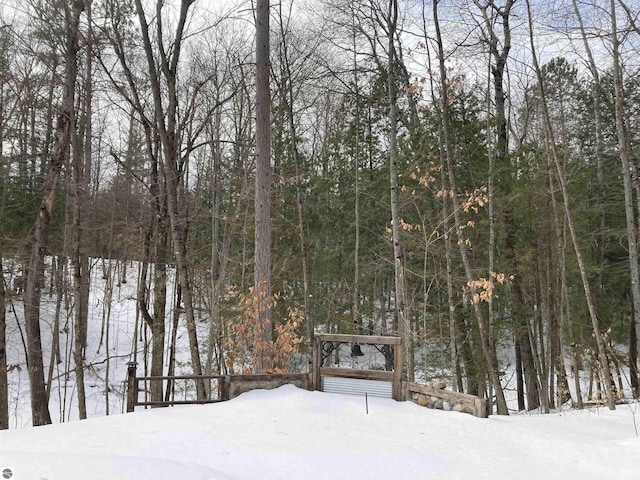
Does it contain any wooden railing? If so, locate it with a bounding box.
[124,334,486,419]
[125,363,311,412]
[404,382,487,418]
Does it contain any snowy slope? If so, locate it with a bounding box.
[2,384,639,480]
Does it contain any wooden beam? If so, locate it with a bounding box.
[229,373,309,382]
[320,367,395,382]
[315,333,402,345]
[136,374,223,381]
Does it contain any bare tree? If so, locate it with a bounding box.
[472,0,540,411]
[70,0,94,420]
[23,0,84,426]
[0,254,7,430]
[99,0,169,404]
[609,0,640,399]
[133,0,206,398]
[0,22,9,431]
[571,0,607,408]
[434,0,508,415]
[203,42,253,377]
[524,0,615,409]
[386,0,411,381]
[273,2,315,360]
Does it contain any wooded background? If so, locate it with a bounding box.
[1,0,639,426]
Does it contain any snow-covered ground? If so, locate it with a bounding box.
[2,259,640,478]
[3,258,191,426]
[2,384,639,479]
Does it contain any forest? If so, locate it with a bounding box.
[1,0,639,427]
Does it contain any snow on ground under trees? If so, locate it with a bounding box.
[1,259,640,479]
[1,385,639,479]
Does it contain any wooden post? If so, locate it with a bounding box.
[126,361,137,413]
[221,375,231,401]
[393,343,404,400]
[313,336,322,391]
[474,397,488,418]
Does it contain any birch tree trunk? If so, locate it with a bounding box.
[387,0,411,381]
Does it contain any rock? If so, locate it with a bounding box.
[431,381,447,390]
[417,394,428,407]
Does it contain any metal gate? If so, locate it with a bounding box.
[322,376,393,398]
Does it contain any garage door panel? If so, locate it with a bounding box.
[322,376,393,398]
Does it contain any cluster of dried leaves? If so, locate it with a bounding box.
[224,286,304,374]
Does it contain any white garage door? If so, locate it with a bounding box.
[322,376,393,398]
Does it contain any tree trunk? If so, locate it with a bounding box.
[475,0,519,411]
[275,5,314,360]
[71,0,93,420]
[525,0,615,409]
[386,0,412,382]
[609,0,640,389]
[0,255,7,430]
[134,0,205,398]
[0,37,8,430]
[434,0,508,415]
[352,22,361,339]
[46,255,64,403]
[504,204,540,411]
[254,0,274,373]
[569,0,604,408]
[631,302,639,398]
[23,1,83,426]
[165,283,182,402]
[205,105,224,379]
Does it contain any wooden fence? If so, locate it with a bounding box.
[125,363,311,412]
[125,332,487,418]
